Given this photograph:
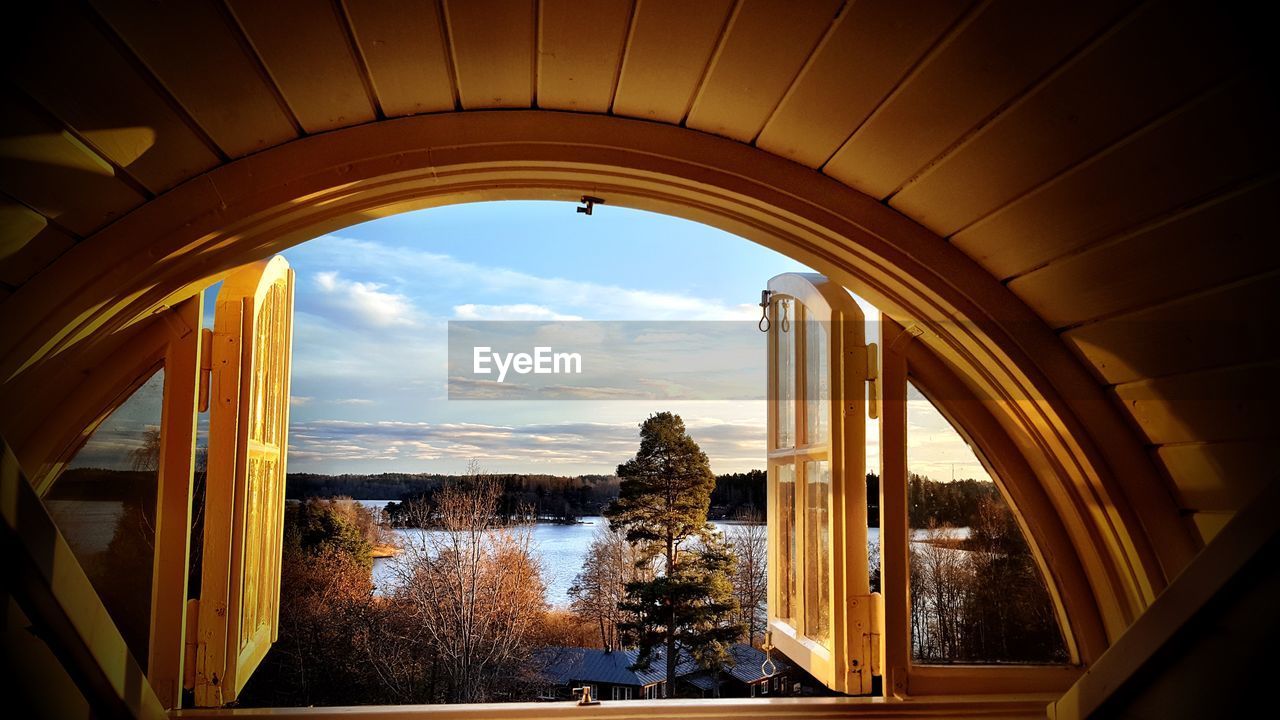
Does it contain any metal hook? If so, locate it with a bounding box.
[758,290,772,332]
[761,631,777,677]
[577,195,605,216]
[780,299,790,333]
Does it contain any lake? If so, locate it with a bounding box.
[356,500,965,607]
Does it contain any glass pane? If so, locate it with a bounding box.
[775,463,796,622]
[803,460,830,645]
[906,382,1068,664]
[45,368,165,671]
[774,299,795,449]
[804,314,828,446]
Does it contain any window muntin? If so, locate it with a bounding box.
[905,381,1068,665]
[44,367,165,671]
[803,459,830,644]
[775,463,796,622]
[774,300,795,450]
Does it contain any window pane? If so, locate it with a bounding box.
[775,299,795,449]
[804,315,828,446]
[775,463,796,622]
[905,382,1068,664]
[803,460,830,645]
[45,368,165,671]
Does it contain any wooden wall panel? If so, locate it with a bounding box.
[537,0,633,112]
[1063,273,1279,387]
[1190,511,1232,544]
[1010,178,1280,330]
[686,0,843,142]
[756,0,971,168]
[0,198,75,287]
[612,0,734,123]
[1113,362,1280,446]
[343,0,457,117]
[892,0,1241,237]
[442,0,535,109]
[226,0,376,133]
[1157,441,1273,512]
[0,95,146,236]
[8,4,219,193]
[90,0,298,158]
[823,0,1133,199]
[952,79,1280,280]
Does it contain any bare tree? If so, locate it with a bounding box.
[392,462,547,702]
[568,524,654,650]
[724,508,768,647]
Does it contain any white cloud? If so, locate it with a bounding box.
[454,303,583,321]
[313,270,416,328]
[333,398,375,406]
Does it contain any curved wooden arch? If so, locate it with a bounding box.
[0,110,1196,643]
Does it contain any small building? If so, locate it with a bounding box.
[532,647,672,701]
[535,644,793,701]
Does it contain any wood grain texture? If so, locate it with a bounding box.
[686,0,843,142]
[343,0,457,117]
[1157,441,1273,512]
[537,0,633,112]
[612,0,736,123]
[443,0,535,109]
[757,0,971,168]
[824,0,1134,198]
[226,0,376,133]
[1113,362,1280,446]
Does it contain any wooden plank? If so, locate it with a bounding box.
[952,79,1280,280]
[537,0,633,113]
[757,0,971,168]
[686,0,843,142]
[0,92,146,236]
[1063,272,1279,386]
[1157,441,1273,512]
[8,2,220,193]
[1,197,77,287]
[90,0,298,158]
[893,0,1243,236]
[878,318,910,698]
[1190,512,1233,544]
[1009,177,1280,329]
[149,296,203,709]
[1112,362,1280,446]
[442,0,535,109]
[824,0,1133,199]
[611,0,735,123]
[226,0,376,133]
[343,0,457,117]
[0,220,75,288]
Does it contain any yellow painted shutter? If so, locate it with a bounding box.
[765,272,878,695]
[195,256,295,706]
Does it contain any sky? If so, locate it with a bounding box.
[193,200,990,482]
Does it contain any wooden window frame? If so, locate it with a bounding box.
[25,295,204,710]
[765,272,875,695]
[877,316,1090,697]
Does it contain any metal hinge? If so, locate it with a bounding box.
[198,328,213,412]
[865,343,880,420]
[183,598,199,691]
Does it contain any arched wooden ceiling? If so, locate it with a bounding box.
[1,0,1276,553]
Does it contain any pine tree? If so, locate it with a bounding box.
[604,412,743,695]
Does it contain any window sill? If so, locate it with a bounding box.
[172,694,1056,719]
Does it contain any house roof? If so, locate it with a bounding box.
[533,647,669,688]
[535,644,777,688]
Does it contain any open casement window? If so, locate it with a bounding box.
[877,316,1083,697]
[29,296,204,710]
[195,256,296,706]
[765,272,879,695]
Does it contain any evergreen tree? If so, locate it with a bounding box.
[604,412,743,695]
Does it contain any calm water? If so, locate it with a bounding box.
[356,500,965,607]
[357,501,760,606]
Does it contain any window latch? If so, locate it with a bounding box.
[572,686,600,706]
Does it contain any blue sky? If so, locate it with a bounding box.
[198,200,990,481]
